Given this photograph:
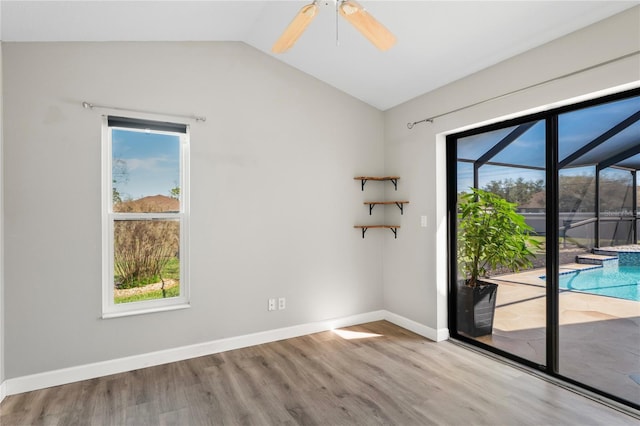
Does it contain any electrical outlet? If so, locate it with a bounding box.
[278,297,286,310]
[268,298,276,311]
[421,215,428,228]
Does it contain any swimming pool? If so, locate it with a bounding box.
[559,265,640,302]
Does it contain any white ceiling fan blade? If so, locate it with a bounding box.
[339,0,396,51]
[272,2,319,54]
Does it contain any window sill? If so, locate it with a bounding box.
[102,303,191,319]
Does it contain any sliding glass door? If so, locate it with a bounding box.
[556,95,640,406]
[454,121,547,365]
[448,88,640,409]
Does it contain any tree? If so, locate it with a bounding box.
[480,172,635,214]
[112,185,122,204]
[169,182,180,200]
[112,158,129,204]
[558,172,633,213]
[482,178,544,205]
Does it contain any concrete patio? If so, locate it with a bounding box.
[474,263,640,405]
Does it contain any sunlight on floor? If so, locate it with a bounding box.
[332,329,383,340]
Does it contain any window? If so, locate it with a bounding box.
[102,116,189,317]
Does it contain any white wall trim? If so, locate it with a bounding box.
[4,310,383,396]
[3,310,443,396]
[384,310,448,342]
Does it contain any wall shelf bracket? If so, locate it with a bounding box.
[359,178,368,191]
[354,225,400,239]
[390,227,398,238]
[354,176,400,191]
[360,226,368,238]
[364,201,409,215]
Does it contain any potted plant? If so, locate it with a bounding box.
[456,187,540,337]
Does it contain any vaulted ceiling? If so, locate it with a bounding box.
[1,1,637,110]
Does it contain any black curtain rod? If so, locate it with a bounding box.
[407,50,640,129]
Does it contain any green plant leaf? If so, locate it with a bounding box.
[457,187,540,287]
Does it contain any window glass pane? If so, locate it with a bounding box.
[569,121,640,167]
[112,129,181,212]
[558,97,640,407]
[478,165,544,194]
[457,126,518,161]
[457,161,473,194]
[600,168,634,215]
[559,166,595,214]
[559,166,596,251]
[599,168,634,246]
[491,121,546,169]
[113,219,180,304]
[617,152,640,170]
[455,120,546,366]
[558,96,640,164]
[458,122,545,169]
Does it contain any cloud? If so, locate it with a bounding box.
[124,156,177,173]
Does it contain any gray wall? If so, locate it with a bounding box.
[0,29,4,387]
[382,6,640,333]
[2,6,639,383]
[3,42,385,378]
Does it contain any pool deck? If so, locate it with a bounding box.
[475,262,640,406]
[598,244,640,252]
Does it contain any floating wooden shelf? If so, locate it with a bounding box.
[354,176,405,239]
[354,225,400,239]
[364,201,409,215]
[354,176,400,191]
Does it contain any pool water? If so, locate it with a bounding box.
[559,265,640,302]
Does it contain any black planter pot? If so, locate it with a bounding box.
[457,281,498,337]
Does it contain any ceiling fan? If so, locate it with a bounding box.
[272,0,396,53]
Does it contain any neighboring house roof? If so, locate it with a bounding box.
[114,195,179,213]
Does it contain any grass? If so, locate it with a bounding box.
[116,258,180,289]
[115,285,180,304]
[114,258,180,304]
[163,257,180,280]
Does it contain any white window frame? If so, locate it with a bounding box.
[102,116,190,318]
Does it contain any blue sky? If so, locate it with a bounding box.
[457,163,545,194]
[112,129,180,201]
[457,95,640,192]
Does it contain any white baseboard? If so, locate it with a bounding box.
[3,309,443,396]
[4,310,385,396]
[383,311,448,342]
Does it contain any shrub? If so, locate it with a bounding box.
[114,220,179,288]
[458,188,540,287]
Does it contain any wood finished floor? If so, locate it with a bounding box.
[1,320,638,425]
